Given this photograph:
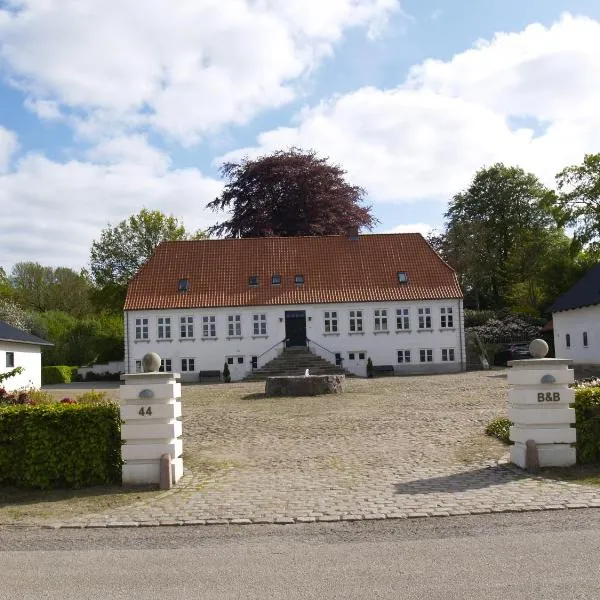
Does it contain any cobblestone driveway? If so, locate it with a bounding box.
[55,372,600,526]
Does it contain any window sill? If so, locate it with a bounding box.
[134,339,150,343]
[348,332,365,336]
[439,328,456,332]
[180,338,196,342]
[417,329,434,333]
[156,339,173,343]
[323,332,340,337]
[395,330,412,334]
[252,335,269,339]
[201,337,218,341]
[373,330,389,335]
[226,336,243,340]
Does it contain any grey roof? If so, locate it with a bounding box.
[551,264,600,313]
[0,320,53,346]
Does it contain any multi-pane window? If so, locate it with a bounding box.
[135,318,149,340]
[397,350,411,364]
[419,349,433,363]
[324,311,338,333]
[374,309,388,331]
[440,307,454,328]
[441,348,455,362]
[157,317,171,339]
[202,316,216,338]
[583,332,589,348]
[349,310,363,332]
[418,308,431,329]
[135,360,142,373]
[6,351,15,368]
[181,358,195,372]
[226,356,244,365]
[396,308,410,330]
[180,316,194,338]
[159,358,172,372]
[228,315,241,337]
[566,334,571,348]
[253,314,267,335]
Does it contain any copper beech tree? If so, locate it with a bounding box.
[207,148,377,237]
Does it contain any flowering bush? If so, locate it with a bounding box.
[60,397,77,404]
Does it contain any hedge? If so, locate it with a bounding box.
[41,365,79,385]
[0,403,122,489]
[573,387,600,465]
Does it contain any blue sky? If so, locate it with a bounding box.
[2,0,600,271]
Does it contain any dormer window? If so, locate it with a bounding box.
[397,271,408,284]
[248,275,259,287]
[271,274,281,285]
[295,274,304,285]
[178,278,189,292]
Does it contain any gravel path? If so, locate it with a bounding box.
[26,371,600,528]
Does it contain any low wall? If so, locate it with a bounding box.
[265,375,345,397]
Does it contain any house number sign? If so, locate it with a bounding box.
[138,406,153,416]
[538,392,560,402]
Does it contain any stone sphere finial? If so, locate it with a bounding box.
[529,339,549,359]
[142,352,161,373]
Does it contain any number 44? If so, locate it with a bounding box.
[138,406,153,416]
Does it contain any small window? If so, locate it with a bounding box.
[396,308,410,330]
[418,308,432,330]
[158,317,171,339]
[227,357,234,365]
[271,274,281,285]
[419,349,433,363]
[248,275,259,286]
[251,356,258,370]
[228,314,242,337]
[397,350,411,364]
[440,307,454,329]
[358,352,366,360]
[348,352,355,360]
[324,311,338,333]
[566,333,571,348]
[295,274,304,285]
[442,348,455,362]
[180,316,194,338]
[397,271,408,283]
[178,278,189,292]
[159,358,172,372]
[135,360,142,373]
[135,318,149,340]
[181,358,195,372]
[334,353,342,366]
[583,332,589,348]
[253,314,267,335]
[237,356,244,364]
[6,351,15,368]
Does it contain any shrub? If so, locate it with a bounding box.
[76,390,111,405]
[573,387,600,465]
[222,362,231,383]
[0,367,24,385]
[0,402,122,489]
[84,371,121,382]
[366,357,374,378]
[485,417,512,444]
[41,365,79,385]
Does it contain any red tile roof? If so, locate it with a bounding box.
[124,234,462,311]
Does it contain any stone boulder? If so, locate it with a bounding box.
[265,375,345,397]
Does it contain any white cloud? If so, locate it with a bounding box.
[0,144,223,271]
[0,0,400,144]
[0,126,18,172]
[220,13,600,201]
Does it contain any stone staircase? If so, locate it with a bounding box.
[245,346,347,380]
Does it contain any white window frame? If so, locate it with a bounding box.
[418,308,432,330]
[441,348,455,362]
[396,308,410,331]
[397,350,411,364]
[419,349,433,363]
[181,358,195,372]
[135,360,142,373]
[228,314,242,337]
[180,316,194,339]
[202,315,216,338]
[440,307,454,329]
[159,358,172,372]
[374,309,388,332]
[135,317,149,340]
[157,317,171,339]
[324,311,338,333]
[253,314,267,336]
[349,310,363,333]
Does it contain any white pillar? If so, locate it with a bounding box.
[119,372,184,485]
[508,358,576,468]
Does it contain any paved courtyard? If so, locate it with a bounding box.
[22,372,600,526]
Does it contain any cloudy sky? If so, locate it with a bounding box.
[2,0,600,272]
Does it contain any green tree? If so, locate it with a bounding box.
[0,267,13,300]
[89,209,205,313]
[207,148,376,238]
[556,153,600,246]
[439,163,557,310]
[10,262,54,311]
[0,298,34,331]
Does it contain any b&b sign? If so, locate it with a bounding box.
[538,392,560,403]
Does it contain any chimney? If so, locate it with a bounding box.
[347,226,359,241]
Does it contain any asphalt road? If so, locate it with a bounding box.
[2,510,600,599]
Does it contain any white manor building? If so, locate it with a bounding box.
[123,233,466,380]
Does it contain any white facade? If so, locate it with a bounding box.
[125,299,465,381]
[0,341,43,391]
[552,305,599,365]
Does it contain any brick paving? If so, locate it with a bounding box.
[31,373,600,527]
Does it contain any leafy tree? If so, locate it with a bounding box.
[439,163,557,310]
[10,262,54,312]
[207,148,376,238]
[556,153,600,246]
[0,298,34,331]
[0,267,13,300]
[89,209,205,312]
